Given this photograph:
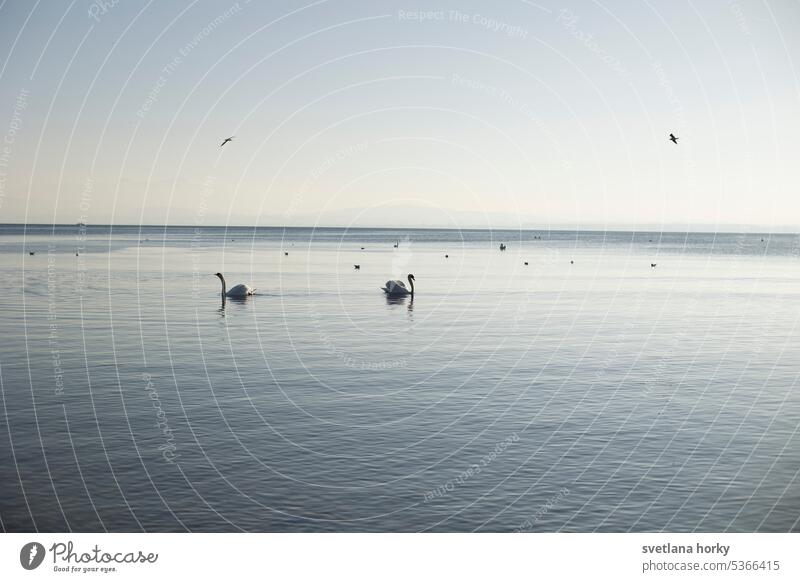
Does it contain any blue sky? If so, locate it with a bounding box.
[0,0,798,229]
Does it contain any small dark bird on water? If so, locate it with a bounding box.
[29,251,35,256]
[360,247,365,250]
[354,264,360,270]
[669,133,678,144]
[524,261,528,266]
[445,254,449,258]
[651,263,657,268]
[570,260,574,264]
[284,252,288,256]
[220,136,234,147]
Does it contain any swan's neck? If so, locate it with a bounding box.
[218,275,227,296]
[408,276,414,296]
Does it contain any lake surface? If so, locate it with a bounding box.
[1,225,799,532]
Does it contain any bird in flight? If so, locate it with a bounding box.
[669,133,679,144]
[219,136,235,147]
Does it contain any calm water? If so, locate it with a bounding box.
[1,225,799,532]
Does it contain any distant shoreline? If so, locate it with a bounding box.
[1,223,798,235]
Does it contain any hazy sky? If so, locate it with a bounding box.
[0,0,798,229]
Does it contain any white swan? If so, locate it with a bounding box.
[382,273,415,297]
[215,272,255,298]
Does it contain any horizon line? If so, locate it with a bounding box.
[2,222,799,235]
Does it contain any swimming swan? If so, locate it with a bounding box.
[215,273,255,298]
[382,274,415,297]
